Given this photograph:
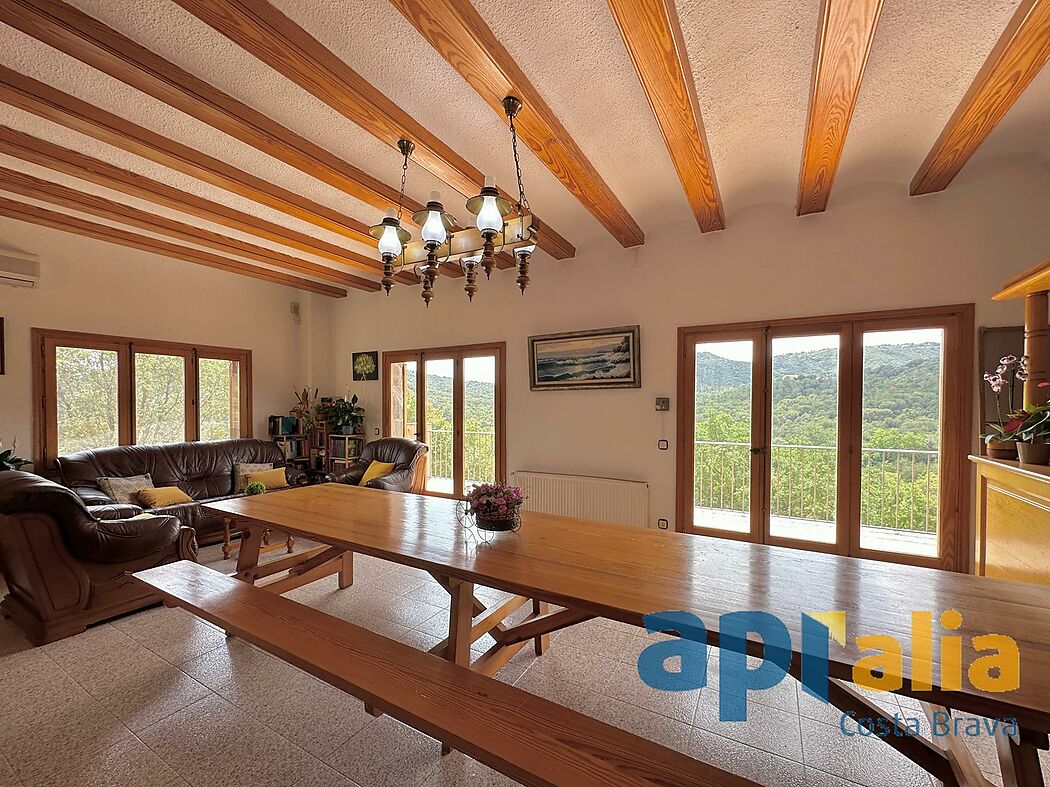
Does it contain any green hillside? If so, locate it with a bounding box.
[695,343,942,450]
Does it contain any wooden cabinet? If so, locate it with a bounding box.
[972,456,1050,586]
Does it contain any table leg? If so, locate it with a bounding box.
[533,599,550,655]
[442,577,475,755]
[235,526,265,583]
[338,552,354,589]
[222,517,233,560]
[997,730,1046,787]
[285,533,295,554]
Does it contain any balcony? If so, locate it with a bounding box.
[423,428,495,494]
[693,440,938,557]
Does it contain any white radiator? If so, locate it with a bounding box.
[510,471,650,528]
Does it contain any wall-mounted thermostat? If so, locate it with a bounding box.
[655,397,670,411]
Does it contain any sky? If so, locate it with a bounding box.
[695,328,944,362]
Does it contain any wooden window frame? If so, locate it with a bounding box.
[32,328,252,468]
[382,342,507,499]
[676,304,974,571]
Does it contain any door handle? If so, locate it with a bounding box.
[750,447,765,455]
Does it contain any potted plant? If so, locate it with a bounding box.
[466,482,526,532]
[0,438,30,471]
[320,394,365,435]
[244,481,266,496]
[983,355,1027,459]
[292,387,319,432]
[1011,402,1050,465]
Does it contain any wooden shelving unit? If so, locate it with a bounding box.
[328,434,364,473]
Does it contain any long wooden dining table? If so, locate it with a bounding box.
[206,483,1050,787]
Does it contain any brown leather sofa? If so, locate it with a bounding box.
[55,438,298,545]
[0,470,197,644]
[329,437,429,493]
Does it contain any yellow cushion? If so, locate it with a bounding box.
[137,486,192,508]
[244,467,289,491]
[360,460,396,485]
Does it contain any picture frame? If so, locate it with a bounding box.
[352,350,379,381]
[528,325,641,391]
[978,326,1025,430]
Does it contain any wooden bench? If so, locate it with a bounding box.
[133,561,756,787]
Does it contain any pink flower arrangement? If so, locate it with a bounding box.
[466,482,525,520]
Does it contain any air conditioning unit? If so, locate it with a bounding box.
[0,250,39,288]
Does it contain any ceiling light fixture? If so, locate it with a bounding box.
[368,96,538,306]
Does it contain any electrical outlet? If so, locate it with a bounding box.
[374,427,380,436]
[655,396,670,411]
[658,439,669,450]
[657,518,669,530]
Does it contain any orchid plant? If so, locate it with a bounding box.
[984,355,1050,443]
[466,482,526,520]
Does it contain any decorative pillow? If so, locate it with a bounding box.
[244,467,288,491]
[234,462,273,493]
[98,473,154,505]
[137,486,193,508]
[361,460,396,485]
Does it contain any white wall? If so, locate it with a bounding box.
[0,217,347,464]
[330,159,1050,530]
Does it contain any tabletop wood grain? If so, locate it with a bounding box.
[207,484,1050,729]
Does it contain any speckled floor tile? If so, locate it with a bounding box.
[139,694,353,787]
[325,715,441,787]
[110,605,228,666]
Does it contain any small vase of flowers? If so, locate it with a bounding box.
[466,482,525,532]
[984,355,1028,459]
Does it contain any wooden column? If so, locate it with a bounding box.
[1024,292,1049,407]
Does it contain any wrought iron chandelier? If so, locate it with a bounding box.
[368,96,538,307]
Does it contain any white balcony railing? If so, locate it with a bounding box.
[694,440,939,533]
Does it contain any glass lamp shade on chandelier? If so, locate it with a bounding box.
[367,97,539,307]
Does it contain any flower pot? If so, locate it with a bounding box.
[1018,441,1050,465]
[474,513,518,532]
[986,439,1019,460]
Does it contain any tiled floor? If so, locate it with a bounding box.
[0,540,1045,787]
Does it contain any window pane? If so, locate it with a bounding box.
[135,353,185,445]
[56,346,119,456]
[859,329,943,558]
[389,360,418,440]
[769,334,840,544]
[199,358,241,441]
[424,358,455,494]
[463,356,496,489]
[693,340,753,533]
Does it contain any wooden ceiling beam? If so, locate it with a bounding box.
[0,125,385,276]
[0,196,347,296]
[607,0,723,233]
[0,165,380,291]
[911,0,1050,196]
[390,0,643,248]
[171,0,575,261]
[0,0,489,277]
[797,0,884,216]
[0,0,426,218]
[0,65,375,245]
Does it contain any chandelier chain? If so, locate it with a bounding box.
[509,112,529,219]
[396,151,409,223]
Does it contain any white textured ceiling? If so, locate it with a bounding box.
[0,0,1046,284]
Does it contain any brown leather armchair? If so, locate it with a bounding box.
[329,437,429,493]
[0,470,197,644]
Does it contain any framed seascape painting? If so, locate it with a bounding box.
[528,325,641,391]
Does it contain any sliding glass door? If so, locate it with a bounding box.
[384,343,505,499]
[678,306,972,570]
